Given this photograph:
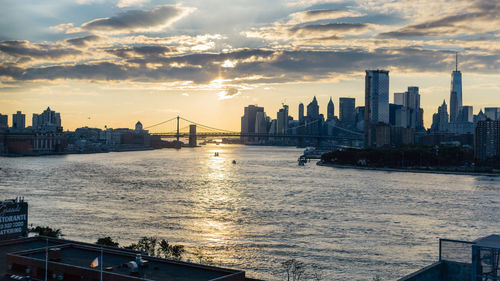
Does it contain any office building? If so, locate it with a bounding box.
[392,87,423,131]
[458,106,473,123]
[298,103,304,123]
[364,70,389,147]
[339,98,355,128]
[276,104,289,135]
[307,96,320,119]
[241,105,264,144]
[32,107,62,132]
[394,92,405,106]
[474,110,487,124]
[431,100,449,133]
[485,107,500,121]
[449,53,462,122]
[327,97,335,121]
[474,119,500,161]
[12,111,26,130]
[0,114,7,129]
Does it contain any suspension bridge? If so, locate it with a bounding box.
[144,116,363,147]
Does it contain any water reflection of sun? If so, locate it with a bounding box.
[192,145,242,261]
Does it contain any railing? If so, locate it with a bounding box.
[439,238,474,264]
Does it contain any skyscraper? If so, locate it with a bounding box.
[307,96,319,119]
[0,114,7,129]
[485,107,500,121]
[364,70,389,146]
[450,53,462,122]
[298,103,304,124]
[394,92,406,106]
[12,111,25,130]
[431,100,449,132]
[241,105,264,144]
[339,97,355,128]
[276,104,289,135]
[327,97,334,121]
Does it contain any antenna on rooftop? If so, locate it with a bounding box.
[455,52,458,71]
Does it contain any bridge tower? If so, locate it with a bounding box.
[176,115,181,149]
[189,125,197,147]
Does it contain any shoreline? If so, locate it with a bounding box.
[316,161,500,177]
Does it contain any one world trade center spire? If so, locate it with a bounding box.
[450,52,462,122]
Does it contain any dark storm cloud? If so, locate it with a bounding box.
[0,40,81,59]
[81,5,189,33]
[66,35,100,47]
[1,48,498,84]
[379,0,500,38]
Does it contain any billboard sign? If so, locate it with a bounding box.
[0,198,28,240]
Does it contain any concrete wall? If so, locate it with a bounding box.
[397,261,472,281]
[397,261,443,281]
[442,261,471,281]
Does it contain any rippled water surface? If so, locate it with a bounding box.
[0,145,499,280]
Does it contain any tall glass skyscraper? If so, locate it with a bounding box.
[364,70,389,147]
[365,70,389,125]
[450,53,462,122]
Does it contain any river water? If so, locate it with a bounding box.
[0,144,499,280]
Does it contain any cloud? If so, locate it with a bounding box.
[57,4,194,34]
[117,0,149,8]
[217,87,241,100]
[0,40,81,59]
[245,22,369,42]
[107,45,176,59]
[289,23,368,38]
[244,8,371,43]
[2,47,498,86]
[65,35,101,47]
[379,0,500,38]
[287,9,365,24]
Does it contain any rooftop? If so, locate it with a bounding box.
[0,237,254,281]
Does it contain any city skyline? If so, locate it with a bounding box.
[1,0,500,131]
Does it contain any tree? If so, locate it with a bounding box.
[158,239,185,260]
[192,247,213,265]
[127,237,158,256]
[281,259,305,281]
[96,236,119,247]
[28,226,63,238]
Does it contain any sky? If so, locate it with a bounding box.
[0,0,499,131]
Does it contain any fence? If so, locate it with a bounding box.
[439,239,475,264]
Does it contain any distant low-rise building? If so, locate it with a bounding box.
[12,111,25,130]
[32,107,62,132]
[0,114,7,129]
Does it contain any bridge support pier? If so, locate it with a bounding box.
[176,115,181,149]
[189,125,197,147]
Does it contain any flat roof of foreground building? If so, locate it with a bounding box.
[0,236,259,281]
